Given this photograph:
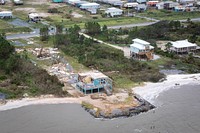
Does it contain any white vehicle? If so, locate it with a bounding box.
[0,11,12,19]
[13,0,23,5]
[28,13,41,22]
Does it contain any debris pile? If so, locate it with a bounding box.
[27,47,60,60]
[47,63,70,83]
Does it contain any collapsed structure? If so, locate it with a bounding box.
[75,71,112,95]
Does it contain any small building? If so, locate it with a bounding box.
[123,2,138,8]
[52,0,63,3]
[0,11,12,19]
[75,1,89,7]
[136,0,146,4]
[174,5,185,11]
[76,71,112,95]
[80,3,100,14]
[136,4,147,11]
[28,13,41,22]
[107,0,124,7]
[130,38,154,60]
[177,0,195,4]
[156,1,179,10]
[169,39,197,54]
[105,7,123,17]
[147,1,159,7]
[67,0,80,5]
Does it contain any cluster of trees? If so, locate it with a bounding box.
[91,20,200,45]
[56,25,164,84]
[81,21,200,73]
[0,35,67,99]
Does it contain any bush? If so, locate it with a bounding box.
[48,8,61,13]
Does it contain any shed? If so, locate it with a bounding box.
[105,7,123,17]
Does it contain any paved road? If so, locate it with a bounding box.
[6,27,56,40]
[108,22,158,29]
[6,29,40,40]
[6,17,200,40]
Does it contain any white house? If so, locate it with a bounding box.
[80,3,100,14]
[177,0,195,4]
[107,0,124,7]
[156,1,179,10]
[28,13,41,22]
[67,0,80,5]
[0,11,12,19]
[136,4,147,11]
[105,7,123,17]
[123,2,138,8]
[169,39,197,54]
[136,0,146,4]
[130,38,154,60]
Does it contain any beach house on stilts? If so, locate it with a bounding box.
[130,38,154,60]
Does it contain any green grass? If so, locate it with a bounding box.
[145,56,172,69]
[0,19,32,34]
[108,73,141,92]
[140,10,200,20]
[0,20,13,29]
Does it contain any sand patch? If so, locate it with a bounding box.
[14,7,36,13]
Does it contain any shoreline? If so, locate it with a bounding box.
[1,73,200,115]
[133,73,200,105]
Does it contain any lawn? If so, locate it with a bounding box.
[0,19,32,34]
[0,20,13,29]
[139,9,200,20]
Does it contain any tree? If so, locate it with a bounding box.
[85,22,101,35]
[40,26,49,41]
[0,32,6,39]
[102,25,108,33]
[0,36,15,60]
[188,34,197,43]
[165,42,172,52]
[55,24,63,35]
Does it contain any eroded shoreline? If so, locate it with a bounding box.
[1,73,200,119]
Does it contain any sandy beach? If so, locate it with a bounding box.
[133,73,200,105]
[1,73,200,112]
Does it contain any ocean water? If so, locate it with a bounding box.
[0,84,200,133]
